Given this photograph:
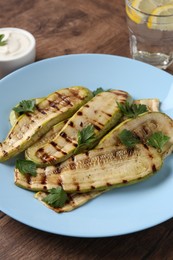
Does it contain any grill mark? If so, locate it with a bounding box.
[85,104,90,108]
[85,151,89,156]
[41,175,47,185]
[50,141,57,147]
[55,92,73,107]
[93,123,102,131]
[91,185,96,189]
[43,185,48,191]
[26,174,31,185]
[60,131,74,144]
[142,125,149,135]
[122,180,128,184]
[152,164,157,172]
[36,105,47,114]
[68,88,84,100]
[112,90,128,98]
[77,111,83,116]
[60,132,67,138]
[69,162,77,170]
[76,183,80,191]
[68,121,74,127]
[80,122,83,127]
[71,155,75,161]
[48,101,60,109]
[106,182,113,187]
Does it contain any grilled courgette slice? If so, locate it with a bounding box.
[0,86,93,162]
[97,112,173,158]
[25,90,132,165]
[15,144,162,192]
[15,112,173,192]
[35,190,104,213]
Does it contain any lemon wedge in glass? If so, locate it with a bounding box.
[147,4,173,30]
[126,0,173,24]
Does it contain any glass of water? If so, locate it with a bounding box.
[125,0,173,69]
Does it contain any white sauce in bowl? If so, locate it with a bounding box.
[0,28,36,78]
[0,30,31,60]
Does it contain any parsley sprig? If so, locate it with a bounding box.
[118,129,140,148]
[93,87,111,96]
[75,124,96,154]
[42,187,69,208]
[118,129,169,152]
[15,159,37,176]
[147,132,170,152]
[13,99,36,114]
[117,101,148,118]
[0,34,7,46]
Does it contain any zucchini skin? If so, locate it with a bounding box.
[15,144,162,192]
[26,90,132,165]
[0,86,93,162]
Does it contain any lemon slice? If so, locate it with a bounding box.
[147,4,173,30]
[126,0,157,24]
[126,0,173,24]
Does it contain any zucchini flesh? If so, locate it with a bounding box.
[25,120,66,161]
[0,86,93,162]
[25,90,132,165]
[15,144,162,192]
[133,98,160,112]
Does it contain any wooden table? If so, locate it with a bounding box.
[1,0,173,259]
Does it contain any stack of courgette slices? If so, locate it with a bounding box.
[1,86,173,213]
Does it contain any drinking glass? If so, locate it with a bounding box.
[125,0,173,69]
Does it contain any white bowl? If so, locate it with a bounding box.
[0,28,36,78]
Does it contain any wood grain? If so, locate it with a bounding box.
[0,0,173,259]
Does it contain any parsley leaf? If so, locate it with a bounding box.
[93,87,110,96]
[117,101,148,118]
[15,159,37,176]
[147,132,170,152]
[42,187,68,208]
[75,124,96,153]
[118,129,140,148]
[0,34,7,46]
[13,99,36,114]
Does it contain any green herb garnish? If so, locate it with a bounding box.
[118,129,140,148]
[42,187,69,208]
[75,124,96,153]
[15,159,37,176]
[117,101,148,118]
[147,132,170,152]
[93,87,110,96]
[13,99,36,114]
[0,34,7,46]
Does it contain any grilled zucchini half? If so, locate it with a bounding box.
[0,86,93,162]
[15,111,173,192]
[15,144,162,192]
[25,90,132,165]
[97,112,173,158]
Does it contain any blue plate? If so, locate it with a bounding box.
[0,54,173,238]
